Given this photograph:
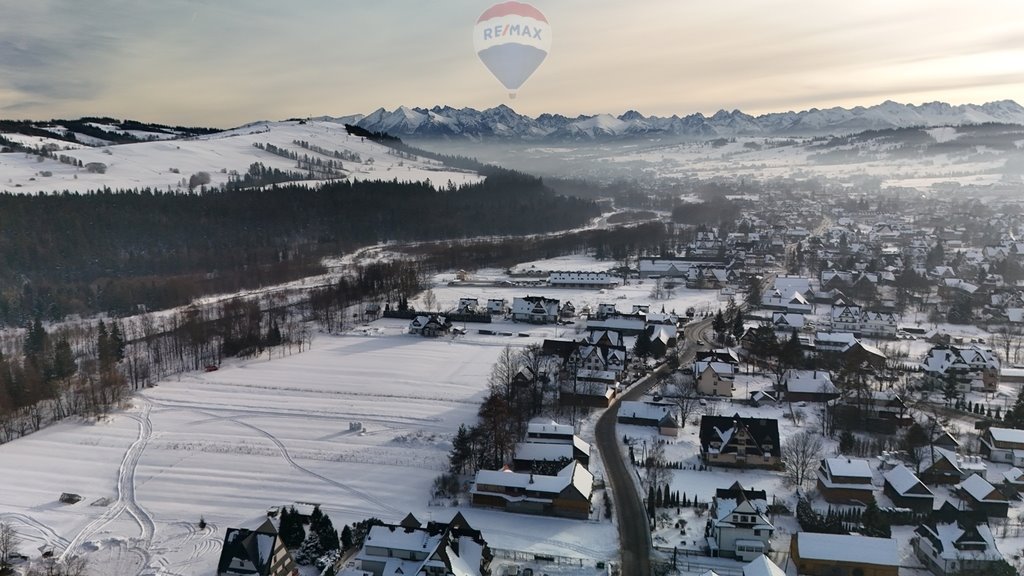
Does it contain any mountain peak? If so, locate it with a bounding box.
[348,99,1024,141]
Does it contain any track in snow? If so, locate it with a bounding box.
[60,399,155,575]
[0,513,70,549]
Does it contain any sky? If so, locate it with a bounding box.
[1,0,1023,127]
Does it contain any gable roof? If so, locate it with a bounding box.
[793,532,899,566]
[884,464,932,497]
[699,414,780,458]
[958,474,1005,503]
[217,519,282,576]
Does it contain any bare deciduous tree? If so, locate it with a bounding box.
[669,373,700,429]
[782,430,824,488]
[0,521,21,568]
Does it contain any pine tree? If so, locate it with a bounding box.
[449,424,473,474]
[295,530,322,565]
[340,524,354,551]
[110,322,125,362]
[731,313,745,342]
[1004,392,1024,428]
[633,330,652,361]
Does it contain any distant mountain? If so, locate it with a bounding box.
[336,100,1024,142]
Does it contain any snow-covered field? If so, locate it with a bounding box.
[0,254,729,575]
[0,120,482,194]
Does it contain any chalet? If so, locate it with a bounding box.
[581,329,624,348]
[570,345,627,375]
[813,331,858,354]
[512,366,535,388]
[780,370,839,403]
[548,271,617,288]
[883,465,934,512]
[486,298,507,315]
[698,415,781,469]
[646,324,678,357]
[921,344,1000,393]
[1002,467,1024,497]
[790,533,899,576]
[830,303,863,333]
[979,426,1024,465]
[834,390,911,433]
[706,482,774,562]
[913,520,1003,576]
[595,303,618,318]
[408,314,452,337]
[762,289,812,314]
[471,461,593,519]
[816,457,875,504]
[862,310,898,338]
[343,512,491,576]
[456,297,480,314]
[617,401,680,437]
[511,296,560,324]
[561,369,618,408]
[559,301,576,319]
[216,519,297,576]
[842,340,888,370]
[956,474,1009,518]
[694,360,736,397]
[770,312,805,334]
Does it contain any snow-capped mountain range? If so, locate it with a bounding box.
[332,100,1024,141]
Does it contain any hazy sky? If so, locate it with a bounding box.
[2,0,1023,127]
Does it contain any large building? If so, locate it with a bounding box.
[698,415,781,469]
[470,461,593,519]
[338,513,491,576]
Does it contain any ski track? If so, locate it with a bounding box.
[224,416,403,517]
[60,399,155,576]
[0,512,70,548]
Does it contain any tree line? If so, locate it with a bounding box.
[0,169,597,325]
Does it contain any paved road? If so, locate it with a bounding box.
[595,317,712,576]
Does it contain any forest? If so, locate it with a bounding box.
[0,167,598,323]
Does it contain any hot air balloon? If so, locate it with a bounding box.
[473,2,551,99]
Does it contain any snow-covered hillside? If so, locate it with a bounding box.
[0,120,482,194]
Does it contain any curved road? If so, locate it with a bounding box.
[595,317,711,576]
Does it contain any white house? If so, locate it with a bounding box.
[341,513,490,576]
[707,483,774,562]
[913,521,1002,576]
[511,296,560,324]
[548,271,617,288]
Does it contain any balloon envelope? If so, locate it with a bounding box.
[474,2,551,94]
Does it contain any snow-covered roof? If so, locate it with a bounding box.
[473,461,593,499]
[526,420,573,437]
[618,401,678,425]
[884,464,931,497]
[513,442,574,463]
[988,426,1024,445]
[957,474,1000,502]
[742,555,786,576]
[782,370,837,394]
[794,533,899,566]
[917,522,1002,563]
[695,360,738,377]
[823,457,872,479]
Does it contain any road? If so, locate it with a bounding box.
[595,317,712,576]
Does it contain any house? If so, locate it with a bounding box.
[561,369,617,408]
[696,348,741,365]
[706,482,774,562]
[762,289,812,313]
[921,344,1000,393]
[913,520,1003,576]
[780,370,839,403]
[585,313,646,335]
[569,343,628,375]
[770,312,805,334]
[471,461,593,519]
[548,271,617,288]
[523,420,591,462]
[511,296,560,324]
[698,415,781,469]
[980,426,1024,465]
[862,310,898,338]
[694,360,736,397]
[341,512,491,576]
[956,474,1009,518]
[834,390,911,433]
[456,297,480,314]
[790,532,899,576]
[883,464,934,512]
[217,519,298,576]
[816,457,875,504]
[830,303,863,333]
[595,303,618,318]
[646,323,678,357]
[486,298,507,315]
[617,401,680,437]
[559,301,576,319]
[512,442,578,473]
[1002,467,1024,497]
[408,314,451,337]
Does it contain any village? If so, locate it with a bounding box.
[207,186,1024,576]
